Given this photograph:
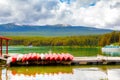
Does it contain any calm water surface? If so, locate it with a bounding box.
[1,46,120,80]
[3,46,120,56]
[3,46,101,56]
[1,65,120,80]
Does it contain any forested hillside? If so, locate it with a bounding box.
[99,31,120,46]
[4,31,120,47]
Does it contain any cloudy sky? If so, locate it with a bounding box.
[0,0,120,30]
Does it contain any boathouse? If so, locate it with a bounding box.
[0,36,11,56]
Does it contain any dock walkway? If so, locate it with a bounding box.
[1,56,120,65]
[73,57,120,65]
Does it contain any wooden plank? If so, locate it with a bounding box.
[73,57,120,65]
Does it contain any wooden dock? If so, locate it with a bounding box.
[72,57,120,65]
[1,56,120,66]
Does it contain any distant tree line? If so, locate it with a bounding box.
[98,31,120,46]
[3,31,120,47]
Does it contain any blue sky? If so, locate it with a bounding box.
[0,0,120,30]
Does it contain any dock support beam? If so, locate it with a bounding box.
[6,40,8,55]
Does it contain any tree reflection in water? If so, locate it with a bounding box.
[1,66,120,80]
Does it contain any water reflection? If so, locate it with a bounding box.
[1,68,7,80]
[1,66,120,80]
[73,68,107,80]
[108,69,120,80]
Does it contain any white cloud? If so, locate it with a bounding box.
[0,0,120,30]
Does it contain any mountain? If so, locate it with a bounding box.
[0,23,113,36]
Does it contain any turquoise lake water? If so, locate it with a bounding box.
[3,46,101,57]
[1,46,120,80]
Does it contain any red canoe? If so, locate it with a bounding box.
[61,53,66,61]
[40,53,45,60]
[53,53,58,61]
[66,54,73,61]
[36,54,41,60]
[26,54,32,61]
[52,53,57,61]
[31,53,37,61]
[12,55,18,63]
[57,54,63,61]
[22,54,27,62]
[17,54,23,61]
[49,54,53,61]
[45,54,50,61]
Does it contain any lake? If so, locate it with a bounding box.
[1,65,120,80]
[2,46,120,57]
[1,46,120,80]
[3,46,101,57]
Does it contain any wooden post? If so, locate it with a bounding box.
[6,40,8,55]
[0,39,2,56]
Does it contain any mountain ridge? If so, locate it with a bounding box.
[0,23,113,36]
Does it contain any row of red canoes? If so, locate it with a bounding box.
[9,53,74,63]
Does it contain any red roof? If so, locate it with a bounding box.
[0,36,11,40]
